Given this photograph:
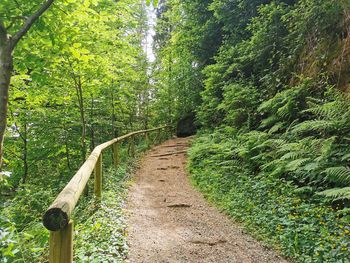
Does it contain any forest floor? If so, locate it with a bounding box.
[126,137,290,263]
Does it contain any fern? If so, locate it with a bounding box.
[285,158,310,171]
[325,167,350,185]
[318,187,350,200]
[252,138,286,149]
[277,142,307,154]
[341,153,350,161]
[260,115,279,129]
[291,120,332,134]
[258,83,308,130]
[280,151,304,161]
[261,159,283,171]
[268,122,285,134]
[277,100,293,119]
[303,101,341,119]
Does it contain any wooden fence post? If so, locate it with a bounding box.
[94,153,102,199]
[144,132,150,148]
[167,125,172,138]
[157,129,161,144]
[49,220,74,263]
[112,143,119,167]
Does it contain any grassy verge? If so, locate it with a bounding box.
[188,131,350,263]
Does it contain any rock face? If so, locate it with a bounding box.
[176,113,197,137]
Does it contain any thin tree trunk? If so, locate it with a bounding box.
[63,123,71,171]
[167,53,173,120]
[74,77,88,196]
[111,81,118,138]
[22,120,28,184]
[90,94,95,151]
[0,43,13,170]
[75,77,87,163]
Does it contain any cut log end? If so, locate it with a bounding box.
[43,208,69,231]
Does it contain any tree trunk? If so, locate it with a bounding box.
[75,77,87,163]
[90,94,95,151]
[167,53,173,120]
[111,82,117,138]
[63,123,72,172]
[22,116,28,184]
[0,44,13,169]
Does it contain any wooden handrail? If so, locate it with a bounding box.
[42,126,169,262]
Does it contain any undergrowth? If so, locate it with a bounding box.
[1,158,132,263]
[73,165,131,263]
[188,127,350,263]
[0,133,168,262]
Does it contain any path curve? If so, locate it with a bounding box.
[126,137,290,263]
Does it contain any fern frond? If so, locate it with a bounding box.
[277,101,292,119]
[280,151,303,160]
[263,138,287,149]
[261,159,284,171]
[341,153,350,161]
[268,122,285,134]
[303,101,340,119]
[285,158,310,171]
[291,120,332,134]
[325,167,350,185]
[260,115,279,128]
[276,142,302,154]
[318,187,350,200]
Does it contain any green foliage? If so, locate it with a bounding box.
[0,132,162,262]
[324,167,350,185]
[219,83,261,129]
[187,84,350,262]
[73,166,130,263]
[152,0,222,124]
[319,187,350,200]
[189,132,350,262]
[257,81,310,130]
[153,0,350,262]
[2,0,153,186]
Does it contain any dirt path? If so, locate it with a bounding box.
[126,137,290,263]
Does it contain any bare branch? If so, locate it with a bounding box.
[9,0,55,50]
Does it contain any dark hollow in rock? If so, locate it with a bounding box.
[176,113,197,137]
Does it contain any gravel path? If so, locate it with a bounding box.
[126,137,290,263]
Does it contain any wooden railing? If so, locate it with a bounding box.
[42,126,169,263]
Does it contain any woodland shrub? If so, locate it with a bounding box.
[189,127,350,262]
